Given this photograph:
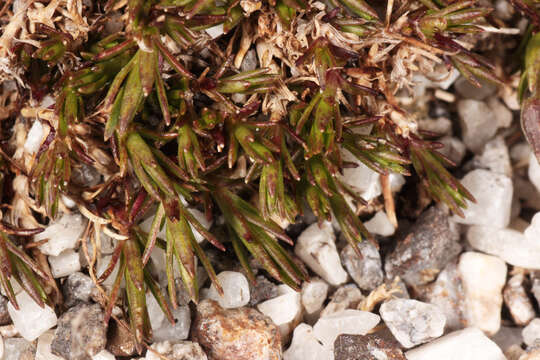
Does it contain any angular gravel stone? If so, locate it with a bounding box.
[284,324,333,360]
[106,320,137,357]
[193,300,281,360]
[8,291,57,341]
[471,136,512,176]
[153,306,191,342]
[320,284,363,317]
[92,350,116,360]
[257,285,303,340]
[405,327,506,360]
[364,211,395,236]
[49,249,81,278]
[417,262,465,331]
[523,318,540,347]
[452,169,513,228]
[334,331,406,360]
[339,150,381,201]
[301,277,328,316]
[0,296,11,325]
[63,272,95,307]
[51,303,107,360]
[458,252,507,335]
[313,310,380,349]
[341,242,384,291]
[145,341,207,360]
[294,221,348,286]
[248,275,278,306]
[457,99,498,152]
[34,212,86,256]
[36,331,64,360]
[4,337,35,360]
[380,299,446,348]
[207,271,250,309]
[503,274,535,326]
[385,206,461,286]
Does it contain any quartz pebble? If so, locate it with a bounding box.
[334,331,406,360]
[467,215,540,269]
[193,300,281,360]
[438,136,466,166]
[257,285,303,339]
[364,211,395,236]
[49,249,81,278]
[24,120,45,154]
[504,274,535,326]
[207,271,250,309]
[301,278,328,316]
[452,169,513,228]
[153,306,191,342]
[313,309,380,349]
[284,324,333,360]
[405,327,506,360]
[51,303,107,360]
[522,318,540,347]
[4,337,35,360]
[63,272,95,307]
[294,221,348,286]
[386,206,461,286]
[36,331,64,360]
[92,350,116,360]
[457,99,498,152]
[8,291,57,341]
[34,212,86,256]
[380,299,446,348]
[529,153,540,193]
[320,284,363,317]
[339,150,381,201]
[145,341,207,360]
[417,262,465,331]
[341,242,383,291]
[471,136,512,176]
[458,252,507,335]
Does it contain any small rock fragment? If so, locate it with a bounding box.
[207,271,250,309]
[385,206,461,286]
[4,337,35,360]
[457,99,498,152]
[455,77,497,101]
[63,272,95,307]
[380,299,446,348]
[145,341,207,360]
[467,225,540,269]
[523,318,540,347]
[417,262,465,331]
[153,306,191,342]
[34,212,86,256]
[284,324,333,360]
[339,150,381,201]
[36,331,64,360]
[452,169,513,228]
[471,136,512,176]
[320,284,363,317]
[8,291,57,341]
[301,278,328,316]
[106,320,137,357]
[438,136,467,167]
[364,211,395,236]
[92,350,116,360]
[193,300,281,360]
[0,296,11,325]
[491,326,524,354]
[49,249,81,278]
[248,276,278,306]
[257,285,303,339]
[294,222,348,286]
[51,303,107,360]
[341,242,384,291]
[458,252,507,335]
[504,274,535,326]
[334,331,406,360]
[529,153,540,193]
[405,327,506,360]
[313,309,380,349]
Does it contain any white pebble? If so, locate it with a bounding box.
[458,252,507,335]
[313,309,380,349]
[49,249,81,278]
[207,271,250,309]
[405,327,506,360]
[523,318,540,346]
[24,120,45,154]
[284,324,333,360]
[8,291,57,341]
[364,211,395,236]
[257,285,302,339]
[36,331,64,360]
[92,350,116,360]
[294,222,348,286]
[301,278,328,315]
[35,212,86,256]
[452,169,513,228]
[339,150,381,201]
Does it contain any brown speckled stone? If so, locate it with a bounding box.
[334,330,406,360]
[192,299,281,360]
